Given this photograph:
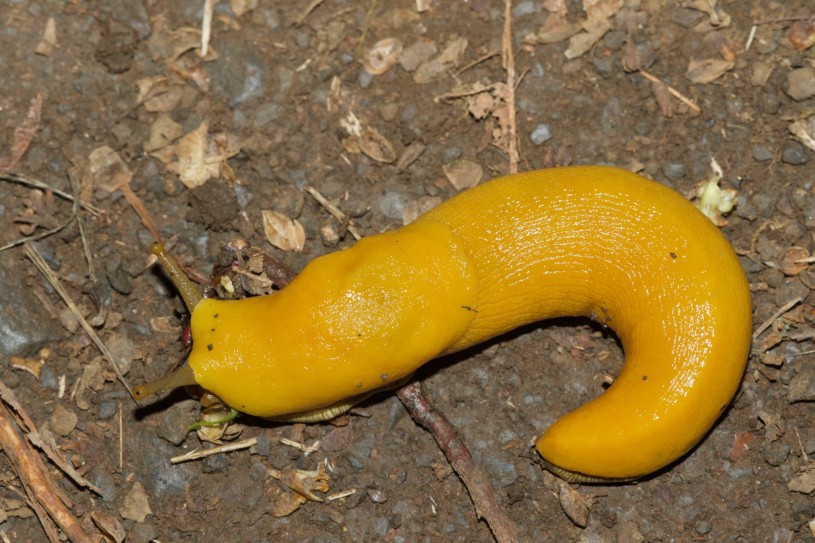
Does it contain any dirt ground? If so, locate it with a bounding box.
[1,0,815,542]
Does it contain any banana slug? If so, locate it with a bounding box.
[134,166,752,482]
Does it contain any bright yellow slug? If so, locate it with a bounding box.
[135,166,752,481]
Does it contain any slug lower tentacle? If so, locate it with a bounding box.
[136,165,752,481]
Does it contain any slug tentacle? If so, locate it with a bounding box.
[149,242,203,311]
[137,166,752,482]
[133,364,197,400]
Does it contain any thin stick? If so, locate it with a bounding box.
[200,0,216,57]
[753,15,814,25]
[456,49,501,76]
[0,396,93,543]
[753,296,804,341]
[170,437,257,464]
[67,169,97,284]
[305,185,361,240]
[397,382,524,543]
[23,243,131,394]
[638,69,701,114]
[502,0,519,174]
[0,173,100,215]
[0,213,75,253]
[295,0,326,26]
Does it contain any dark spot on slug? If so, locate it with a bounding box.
[719,403,728,412]
[207,344,214,351]
[642,375,648,381]
[461,305,478,312]
[213,313,219,318]
[670,252,677,260]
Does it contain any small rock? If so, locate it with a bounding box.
[751,145,774,162]
[781,141,809,165]
[762,442,791,467]
[50,404,78,436]
[786,67,815,101]
[789,366,815,402]
[663,162,686,180]
[530,123,552,145]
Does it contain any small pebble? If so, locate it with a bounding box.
[696,520,712,535]
[786,67,815,101]
[663,162,686,180]
[368,488,388,503]
[530,123,552,145]
[781,142,809,165]
[751,145,774,162]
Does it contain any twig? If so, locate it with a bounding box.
[397,382,524,543]
[0,172,100,215]
[305,185,361,240]
[0,212,76,253]
[0,380,102,496]
[295,0,326,26]
[0,385,94,543]
[502,0,519,174]
[23,243,132,394]
[67,169,97,284]
[753,15,814,25]
[753,296,804,341]
[638,69,701,114]
[434,82,503,103]
[200,0,216,57]
[456,49,501,76]
[170,437,257,464]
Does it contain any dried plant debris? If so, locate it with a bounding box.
[789,116,815,152]
[788,18,815,51]
[691,161,737,226]
[363,37,403,75]
[261,209,305,253]
[267,462,331,516]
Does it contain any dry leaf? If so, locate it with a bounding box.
[267,484,306,517]
[144,113,184,152]
[779,247,810,277]
[558,482,590,527]
[90,510,126,543]
[120,481,152,522]
[358,127,396,163]
[686,58,734,84]
[166,121,240,188]
[262,210,305,252]
[524,13,581,45]
[565,17,611,59]
[268,463,330,502]
[89,146,132,193]
[135,76,184,112]
[443,159,483,191]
